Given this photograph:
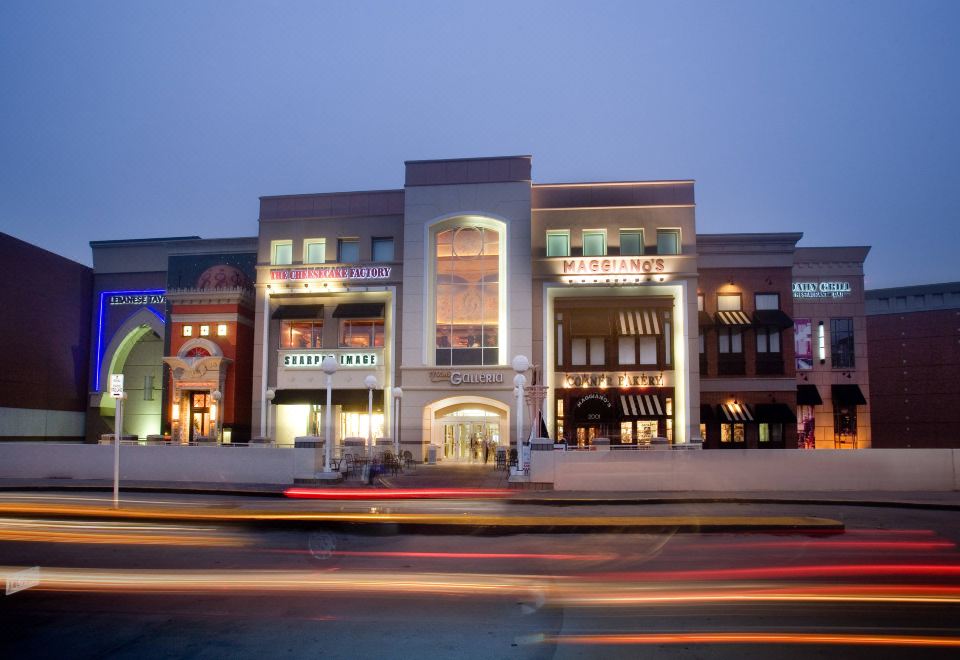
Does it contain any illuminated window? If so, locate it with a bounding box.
[546,231,570,257]
[304,239,326,264]
[638,336,657,364]
[434,224,501,366]
[582,230,606,256]
[217,323,228,337]
[280,320,323,349]
[271,240,293,265]
[620,422,634,443]
[339,319,385,348]
[182,325,193,337]
[717,294,741,311]
[618,336,636,364]
[619,229,644,256]
[697,293,704,311]
[759,423,783,443]
[338,238,359,263]
[199,325,210,337]
[372,237,394,262]
[656,229,680,255]
[830,318,855,368]
[720,423,745,443]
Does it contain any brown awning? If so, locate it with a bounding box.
[832,384,867,406]
[753,309,794,329]
[272,304,324,320]
[271,388,384,410]
[755,403,797,423]
[570,313,610,335]
[332,303,385,319]
[797,384,823,406]
[714,311,752,327]
[616,309,661,335]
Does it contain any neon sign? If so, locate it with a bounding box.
[270,265,392,282]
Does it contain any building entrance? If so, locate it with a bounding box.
[436,409,501,463]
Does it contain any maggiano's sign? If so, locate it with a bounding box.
[562,257,667,275]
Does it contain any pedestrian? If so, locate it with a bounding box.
[483,438,490,464]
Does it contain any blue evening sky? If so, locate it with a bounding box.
[1,1,957,288]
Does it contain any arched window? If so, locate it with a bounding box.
[434,223,502,366]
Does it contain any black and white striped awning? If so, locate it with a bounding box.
[620,394,665,417]
[617,309,661,335]
[714,311,753,327]
[719,402,754,421]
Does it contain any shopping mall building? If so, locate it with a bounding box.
[25,154,881,460]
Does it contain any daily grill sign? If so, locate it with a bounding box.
[793,281,852,299]
[270,265,392,282]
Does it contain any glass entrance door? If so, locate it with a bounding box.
[189,392,211,442]
[436,410,501,463]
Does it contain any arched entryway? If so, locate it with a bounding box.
[425,396,510,464]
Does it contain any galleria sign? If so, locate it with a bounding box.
[562,257,667,275]
[429,370,505,386]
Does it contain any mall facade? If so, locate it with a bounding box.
[67,155,877,458]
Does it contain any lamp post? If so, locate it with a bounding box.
[321,356,338,473]
[512,355,529,469]
[265,388,275,443]
[211,390,222,444]
[113,391,127,508]
[364,374,378,459]
[392,387,403,457]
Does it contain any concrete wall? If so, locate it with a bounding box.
[0,444,300,485]
[531,448,960,491]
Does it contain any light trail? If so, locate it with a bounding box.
[536,632,960,648]
[284,487,513,500]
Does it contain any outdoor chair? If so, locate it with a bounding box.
[401,450,416,470]
[381,451,401,476]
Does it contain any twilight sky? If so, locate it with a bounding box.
[1,1,958,289]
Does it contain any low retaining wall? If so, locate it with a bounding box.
[0,443,299,485]
[531,448,960,492]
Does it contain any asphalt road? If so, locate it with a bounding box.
[1,496,959,659]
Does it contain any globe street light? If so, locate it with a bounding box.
[265,388,275,443]
[364,374,378,459]
[392,387,403,457]
[512,355,529,469]
[321,356,338,474]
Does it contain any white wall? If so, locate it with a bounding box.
[0,444,298,485]
[531,448,960,492]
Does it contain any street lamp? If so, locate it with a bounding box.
[364,374,378,459]
[321,356,338,473]
[265,388,275,443]
[512,355,529,466]
[392,387,403,457]
[211,390,222,443]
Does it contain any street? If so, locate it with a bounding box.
[1,493,959,658]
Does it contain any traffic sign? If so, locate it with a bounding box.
[110,374,124,398]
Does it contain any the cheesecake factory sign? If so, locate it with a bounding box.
[562,257,667,275]
[563,371,672,388]
[270,265,392,282]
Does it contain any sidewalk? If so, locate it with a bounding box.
[1,462,959,509]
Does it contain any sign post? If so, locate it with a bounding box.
[109,375,126,508]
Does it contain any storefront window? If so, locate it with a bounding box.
[721,423,745,443]
[759,423,783,443]
[435,225,501,366]
[339,319,384,348]
[620,421,634,443]
[830,318,855,368]
[280,320,323,348]
[340,411,385,442]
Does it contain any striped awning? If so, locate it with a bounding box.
[714,310,752,327]
[719,402,754,421]
[620,394,664,417]
[617,309,661,335]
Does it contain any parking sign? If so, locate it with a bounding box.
[110,374,124,398]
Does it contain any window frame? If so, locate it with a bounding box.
[371,236,395,262]
[581,229,607,257]
[279,319,324,349]
[337,238,360,264]
[656,229,681,255]
[338,318,385,349]
[271,240,293,266]
[830,317,856,368]
[303,238,327,265]
[619,229,644,256]
[755,292,780,310]
[546,230,571,257]
[717,293,742,312]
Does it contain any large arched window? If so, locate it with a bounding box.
[434,223,502,366]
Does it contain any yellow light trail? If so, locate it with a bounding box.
[538,632,960,648]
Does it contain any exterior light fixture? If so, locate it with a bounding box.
[321,356,338,473]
